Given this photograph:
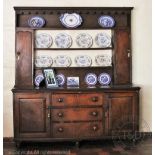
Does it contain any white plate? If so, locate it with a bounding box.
[35,33,53,48]
[95,33,111,48]
[55,33,72,48]
[98,73,111,85]
[95,55,112,66]
[98,15,115,28]
[85,73,97,86]
[60,13,82,28]
[54,55,71,67]
[76,33,93,48]
[34,74,44,87]
[35,56,53,67]
[56,74,65,86]
[75,55,92,67]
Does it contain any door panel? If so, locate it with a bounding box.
[14,93,50,138]
[15,29,33,88]
[108,92,138,135]
[114,29,131,85]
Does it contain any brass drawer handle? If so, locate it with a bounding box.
[92,97,98,102]
[58,98,64,102]
[58,127,63,132]
[91,111,98,116]
[57,112,63,117]
[92,125,98,131]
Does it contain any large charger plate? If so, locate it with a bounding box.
[35,55,53,67]
[75,55,92,67]
[76,33,93,48]
[55,33,72,48]
[54,55,71,67]
[60,13,82,28]
[35,33,53,48]
[95,32,111,48]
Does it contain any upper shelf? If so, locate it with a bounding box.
[15,7,132,28]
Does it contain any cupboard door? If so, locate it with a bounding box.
[108,92,139,135]
[15,29,33,88]
[14,93,50,138]
[114,29,131,85]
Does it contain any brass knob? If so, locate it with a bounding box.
[92,111,98,116]
[92,97,98,102]
[58,127,63,132]
[92,125,98,131]
[58,98,63,102]
[57,112,63,117]
[47,113,50,118]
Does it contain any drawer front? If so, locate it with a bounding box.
[79,94,103,106]
[52,108,103,121]
[52,122,103,138]
[52,94,77,106]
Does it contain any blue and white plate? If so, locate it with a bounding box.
[85,73,97,86]
[35,74,44,87]
[28,16,45,28]
[75,55,92,67]
[60,13,82,28]
[56,74,65,86]
[98,73,111,85]
[98,15,115,28]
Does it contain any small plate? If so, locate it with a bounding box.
[60,13,82,28]
[98,15,115,28]
[98,73,111,85]
[75,55,92,67]
[28,16,45,28]
[76,33,93,48]
[56,74,65,86]
[85,73,97,86]
[55,33,72,48]
[34,74,44,87]
[95,33,111,48]
[95,55,112,66]
[35,33,53,48]
[35,56,53,67]
[54,55,71,67]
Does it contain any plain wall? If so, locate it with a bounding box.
[3,0,152,137]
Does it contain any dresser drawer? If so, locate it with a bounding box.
[52,122,103,138]
[79,93,103,105]
[52,108,102,121]
[52,94,77,106]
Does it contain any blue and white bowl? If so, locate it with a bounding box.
[28,16,45,28]
[98,73,111,85]
[35,74,44,87]
[98,15,115,28]
[85,73,97,86]
[56,74,65,86]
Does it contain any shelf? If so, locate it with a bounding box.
[34,66,113,70]
[34,47,113,51]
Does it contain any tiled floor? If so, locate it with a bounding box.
[4,138,152,155]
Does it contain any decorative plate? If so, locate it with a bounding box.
[95,55,112,66]
[98,15,115,28]
[75,55,92,67]
[67,77,79,87]
[56,74,65,86]
[54,55,71,67]
[35,56,53,67]
[60,13,82,28]
[98,73,111,85]
[55,33,72,48]
[35,33,53,48]
[95,33,111,48]
[28,16,45,28]
[34,74,44,87]
[85,73,97,86]
[76,33,93,48]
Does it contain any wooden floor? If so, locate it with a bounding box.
[4,138,152,155]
